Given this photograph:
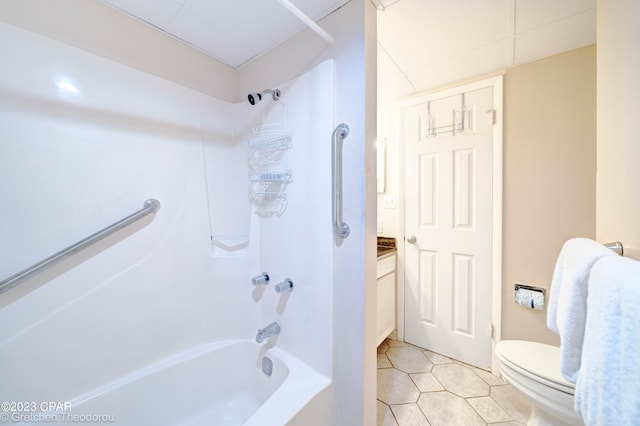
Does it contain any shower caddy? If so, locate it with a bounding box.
[247,88,292,217]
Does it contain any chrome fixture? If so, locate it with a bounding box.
[256,321,281,343]
[275,278,294,293]
[604,241,624,256]
[251,272,270,286]
[332,123,350,239]
[262,356,273,376]
[0,198,160,294]
[247,89,281,105]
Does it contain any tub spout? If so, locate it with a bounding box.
[256,321,280,343]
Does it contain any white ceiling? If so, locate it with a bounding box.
[100,0,596,102]
[377,0,596,102]
[100,0,351,68]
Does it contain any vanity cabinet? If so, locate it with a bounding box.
[377,251,396,346]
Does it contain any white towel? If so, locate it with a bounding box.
[546,238,614,383]
[575,256,640,425]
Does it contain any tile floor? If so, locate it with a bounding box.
[377,339,533,425]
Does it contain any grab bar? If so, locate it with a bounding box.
[0,198,161,294]
[332,123,350,239]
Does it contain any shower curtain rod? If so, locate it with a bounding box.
[275,0,335,45]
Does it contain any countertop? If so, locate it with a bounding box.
[377,236,397,257]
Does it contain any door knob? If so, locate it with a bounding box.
[406,235,417,244]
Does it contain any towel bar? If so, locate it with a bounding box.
[604,241,623,256]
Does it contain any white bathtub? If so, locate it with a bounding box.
[37,340,330,426]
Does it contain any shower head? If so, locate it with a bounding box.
[248,92,262,105]
[247,89,281,105]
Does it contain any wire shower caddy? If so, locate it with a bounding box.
[247,106,292,217]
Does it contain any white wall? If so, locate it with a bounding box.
[376,101,401,239]
[0,20,254,401]
[0,19,339,425]
[240,1,378,424]
[0,2,375,423]
[240,60,336,378]
[596,0,640,258]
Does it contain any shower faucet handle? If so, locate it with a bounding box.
[275,278,294,293]
[251,272,270,286]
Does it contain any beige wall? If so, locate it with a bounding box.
[596,0,640,259]
[502,45,596,344]
[378,46,597,346]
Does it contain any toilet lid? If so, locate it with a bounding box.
[496,340,575,394]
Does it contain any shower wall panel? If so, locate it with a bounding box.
[0,21,252,401]
[202,60,335,377]
[258,60,335,377]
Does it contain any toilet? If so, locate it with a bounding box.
[495,340,583,426]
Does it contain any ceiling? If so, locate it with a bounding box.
[377,0,596,102]
[100,0,350,69]
[100,0,596,102]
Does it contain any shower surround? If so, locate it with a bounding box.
[0,19,336,424]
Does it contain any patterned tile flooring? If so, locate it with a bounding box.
[377,339,533,425]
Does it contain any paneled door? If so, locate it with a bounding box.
[404,83,496,369]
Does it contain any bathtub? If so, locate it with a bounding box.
[36,340,331,426]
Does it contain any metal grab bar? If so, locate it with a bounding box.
[332,123,350,239]
[0,198,161,294]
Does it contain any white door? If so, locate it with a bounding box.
[404,84,495,369]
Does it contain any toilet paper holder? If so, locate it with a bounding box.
[514,283,546,310]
